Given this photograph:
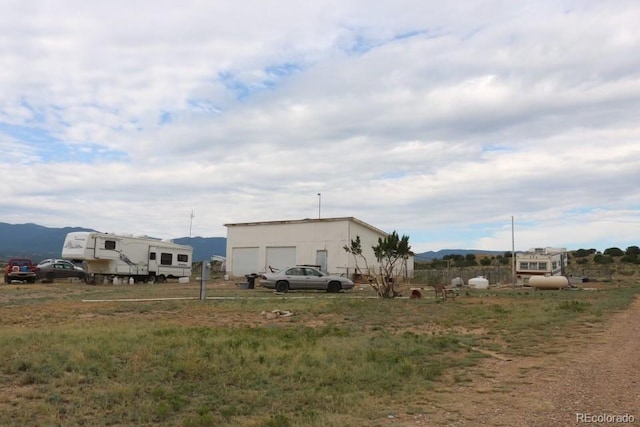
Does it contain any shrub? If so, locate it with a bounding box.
[594,254,614,264]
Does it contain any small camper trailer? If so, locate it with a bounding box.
[62,231,192,284]
[516,247,568,286]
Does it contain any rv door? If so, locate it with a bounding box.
[149,247,159,273]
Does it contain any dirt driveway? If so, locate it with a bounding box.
[417,296,640,426]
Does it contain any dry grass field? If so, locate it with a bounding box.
[1,277,638,426]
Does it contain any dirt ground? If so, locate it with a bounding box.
[393,295,640,426]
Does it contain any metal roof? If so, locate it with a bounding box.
[224,216,388,237]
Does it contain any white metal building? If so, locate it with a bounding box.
[224,217,414,278]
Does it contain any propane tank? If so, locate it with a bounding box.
[529,275,569,290]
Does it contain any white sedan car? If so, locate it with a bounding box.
[260,266,354,293]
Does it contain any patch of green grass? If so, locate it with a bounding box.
[1,281,638,425]
[0,321,477,426]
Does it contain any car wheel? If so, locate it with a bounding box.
[44,272,55,283]
[157,275,166,283]
[327,281,342,293]
[275,281,289,293]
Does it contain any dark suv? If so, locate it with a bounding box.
[4,258,37,284]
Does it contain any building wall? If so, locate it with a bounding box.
[226,218,395,277]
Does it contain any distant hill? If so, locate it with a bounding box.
[414,249,505,261]
[0,222,95,261]
[174,236,226,261]
[0,222,226,262]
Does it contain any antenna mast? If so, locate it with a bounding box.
[189,210,195,237]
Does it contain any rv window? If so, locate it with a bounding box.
[177,254,188,262]
[150,252,156,260]
[105,240,116,250]
[160,253,173,265]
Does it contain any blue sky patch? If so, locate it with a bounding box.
[218,71,253,101]
[265,62,302,78]
[0,121,127,164]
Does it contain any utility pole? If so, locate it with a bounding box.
[317,193,321,219]
[189,210,194,238]
[511,216,516,288]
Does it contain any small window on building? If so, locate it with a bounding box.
[537,262,547,271]
[160,253,173,265]
[150,252,156,260]
[177,254,188,262]
[104,240,116,250]
[519,262,529,270]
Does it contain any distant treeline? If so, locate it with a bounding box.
[416,246,640,269]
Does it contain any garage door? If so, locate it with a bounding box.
[266,246,296,272]
[231,247,259,276]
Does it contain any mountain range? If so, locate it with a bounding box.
[0,222,225,262]
[0,222,502,262]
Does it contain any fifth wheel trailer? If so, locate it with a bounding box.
[62,231,192,284]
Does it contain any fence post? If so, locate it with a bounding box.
[200,262,210,300]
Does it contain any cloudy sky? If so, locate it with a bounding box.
[1,1,639,253]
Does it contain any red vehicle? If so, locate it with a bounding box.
[4,258,37,284]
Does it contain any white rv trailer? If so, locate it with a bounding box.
[515,247,568,286]
[62,231,192,284]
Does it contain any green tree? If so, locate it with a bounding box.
[344,231,412,298]
[625,246,640,256]
[480,257,492,266]
[573,248,596,258]
[603,247,624,257]
[498,257,511,265]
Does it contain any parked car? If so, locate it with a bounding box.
[4,258,37,284]
[35,259,86,283]
[260,266,354,293]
